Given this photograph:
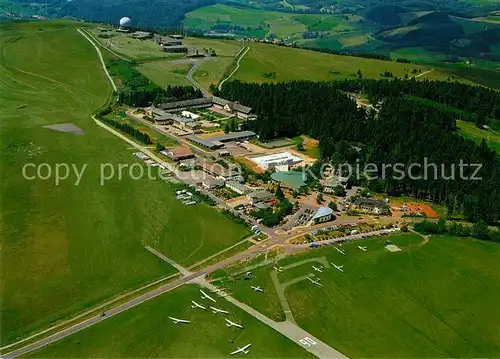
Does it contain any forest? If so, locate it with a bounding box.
[220,79,499,224]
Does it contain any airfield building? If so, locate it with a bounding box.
[247,190,274,205]
[156,36,183,46]
[313,207,334,224]
[225,181,252,195]
[163,45,188,53]
[186,131,256,150]
[251,151,302,171]
[322,175,349,193]
[157,97,254,119]
[353,198,390,215]
[202,177,225,189]
[132,31,153,40]
[161,147,194,161]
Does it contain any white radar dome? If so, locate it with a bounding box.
[119,17,131,27]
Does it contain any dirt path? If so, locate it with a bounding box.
[410,229,430,246]
[415,68,434,78]
[218,45,250,90]
[78,28,117,92]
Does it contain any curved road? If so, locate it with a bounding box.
[185,59,212,97]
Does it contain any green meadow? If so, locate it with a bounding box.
[26,285,313,358]
[136,60,192,87]
[221,233,500,357]
[233,42,448,83]
[0,20,248,345]
[457,120,500,154]
[183,4,345,39]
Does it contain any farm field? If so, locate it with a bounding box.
[219,233,500,357]
[0,20,249,345]
[457,120,500,154]
[136,60,192,87]
[233,42,450,83]
[26,285,313,358]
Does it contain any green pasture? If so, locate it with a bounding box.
[457,120,500,153]
[136,60,192,87]
[183,4,345,38]
[0,20,248,345]
[233,42,447,83]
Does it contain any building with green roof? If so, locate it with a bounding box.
[270,171,307,190]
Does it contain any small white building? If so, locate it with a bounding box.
[250,151,302,171]
[181,111,200,120]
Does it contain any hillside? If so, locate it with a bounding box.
[4,0,215,27]
[0,20,249,345]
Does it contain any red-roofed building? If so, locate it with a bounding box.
[161,147,194,161]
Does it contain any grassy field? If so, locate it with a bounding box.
[220,233,500,357]
[390,46,448,63]
[136,60,192,87]
[27,285,313,358]
[133,38,244,91]
[0,20,249,345]
[87,28,178,61]
[183,37,244,57]
[194,57,235,90]
[457,120,500,153]
[233,42,449,83]
[183,4,345,39]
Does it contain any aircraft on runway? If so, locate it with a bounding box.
[191,301,206,310]
[210,306,229,315]
[335,247,346,255]
[200,289,216,302]
[169,317,190,324]
[230,343,251,355]
[331,262,344,272]
[307,276,323,287]
[251,286,263,292]
[225,318,243,329]
[358,245,367,252]
[312,265,323,273]
[273,266,284,272]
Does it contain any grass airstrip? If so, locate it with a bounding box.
[216,233,500,357]
[26,285,313,358]
[0,20,249,345]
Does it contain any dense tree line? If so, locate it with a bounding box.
[100,117,152,144]
[414,219,499,242]
[106,59,202,107]
[220,80,499,224]
[332,77,500,122]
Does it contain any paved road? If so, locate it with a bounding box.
[196,280,347,359]
[186,59,212,97]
